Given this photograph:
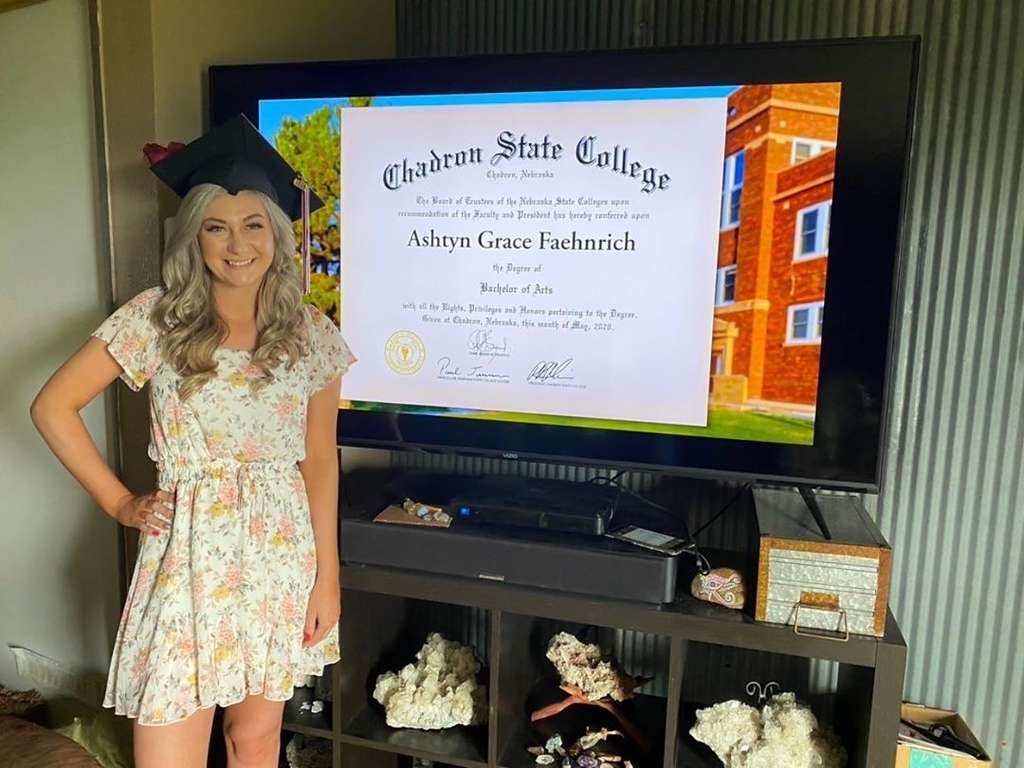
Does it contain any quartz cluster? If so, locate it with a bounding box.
[545,632,631,702]
[373,632,487,729]
[689,692,847,768]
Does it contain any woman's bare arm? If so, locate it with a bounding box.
[30,337,139,518]
[298,374,342,584]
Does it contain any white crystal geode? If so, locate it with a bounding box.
[690,692,847,768]
[372,632,487,729]
[545,632,631,702]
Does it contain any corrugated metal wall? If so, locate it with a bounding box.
[394,1,1024,764]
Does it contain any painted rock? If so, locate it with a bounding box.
[691,567,746,610]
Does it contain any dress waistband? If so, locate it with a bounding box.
[157,457,298,484]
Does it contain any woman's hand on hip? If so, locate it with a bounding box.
[113,489,176,536]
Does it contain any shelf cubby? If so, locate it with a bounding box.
[494,612,671,768]
[671,641,885,768]
[278,732,333,768]
[336,589,491,768]
[283,672,334,739]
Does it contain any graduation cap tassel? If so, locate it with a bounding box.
[294,175,312,295]
[302,182,311,295]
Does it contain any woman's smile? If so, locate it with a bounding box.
[199,190,275,287]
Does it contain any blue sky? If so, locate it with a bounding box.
[257,85,739,142]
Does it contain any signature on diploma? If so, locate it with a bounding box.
[527,358,575,382]
[438,356,461,376]
[438,356,507,380]
[467,329,510,356]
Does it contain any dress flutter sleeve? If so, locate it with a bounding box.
[90,286,165,392]
[305,304,357,395]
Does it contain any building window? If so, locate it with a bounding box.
[715,265,737,305]
[791,138,834,164]
[787,302,824,344]
[795,202,831,260]
[720,150,744,229]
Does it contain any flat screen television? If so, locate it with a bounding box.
[210,36,918,492]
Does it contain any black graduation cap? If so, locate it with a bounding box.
[144,113,324,221]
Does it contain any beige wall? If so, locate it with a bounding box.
[151,0,394,142]
[148,0,396,227]
[0,0,120,691]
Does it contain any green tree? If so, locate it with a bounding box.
[274,100,374,324]
[275,107,341,320]
[307,271,339,318]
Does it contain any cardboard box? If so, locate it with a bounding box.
[896,703,991,768]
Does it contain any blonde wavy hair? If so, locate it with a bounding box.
[151,183,309,401]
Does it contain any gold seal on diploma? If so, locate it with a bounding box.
[385,330,426,374]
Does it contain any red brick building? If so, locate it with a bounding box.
[710,83,839,408]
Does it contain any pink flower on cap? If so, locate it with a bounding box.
[142,141,186,167]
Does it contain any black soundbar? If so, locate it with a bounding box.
[340,511,679,604]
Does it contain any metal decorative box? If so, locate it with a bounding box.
[753,486,892,638]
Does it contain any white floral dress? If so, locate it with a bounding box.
[93,286,356,726]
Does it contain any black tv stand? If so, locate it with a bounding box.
[318,467,908,768]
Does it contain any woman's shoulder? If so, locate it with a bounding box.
[92,286,166,390]
[300,302,344,357]
[124,285,165,310]
[93,286,165,344]
[130,286,165,303]
[299,302,355,388]
[96,285,163,331]
[301,302,336,334]
[301,301,330,321]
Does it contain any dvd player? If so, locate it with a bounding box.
[445,475,616,535]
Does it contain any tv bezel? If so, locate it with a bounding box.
[210,36,919,492]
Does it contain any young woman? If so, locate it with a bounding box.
[30,115,355,768]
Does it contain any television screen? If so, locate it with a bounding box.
[210,38,918,490]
